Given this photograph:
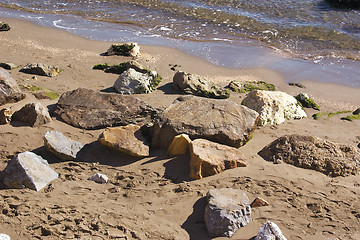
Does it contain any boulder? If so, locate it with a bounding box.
[12,102,51,127]
[52,88,157,130]
[88,173,109,184]
[0,152,58,191]
[294,93,320,110]
[104,43,140,57]
[189,139,247,179]
[259,134,360,177]
[20,63,61,77]
[228,80,275,93]
[205,188,252,238]
[251,197,270,208]
[151,96,259,149]
[44,131,84,160]
[113,68,161,94]
[0,62,17,70]
[98,124,149,157]
[0,108,12,124]
[0,22,10,31]
[0,68,26,105]
[255,221,287,240]
[166,134,192,156]
[241,90,307,126]
[173,71,230,99]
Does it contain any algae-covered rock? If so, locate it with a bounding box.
[0,22,10,31]
[20,84,59,100]
[104,43,140,57]
[295,93,320,111]
[173,71,230,99]
[341,108,360,121]
[228,80,275,93]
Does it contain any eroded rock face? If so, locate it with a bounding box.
[255,221,287,240]
[0,152,58,191]
[259,134,360,177]
[189,139,247,179]
[44,131,84,160]
[151,96,259,149]
[241,90,307,126]
[205,188,252,238]
[52,88,157,130]
[173,71,230,99]
[98,124,149,157]
[20,63,61,77]
[12,102,51,127]
[0,68,26,105]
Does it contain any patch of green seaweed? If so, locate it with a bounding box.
[20,84,59,100]
[295,94,320,111]
[312,110,352,120]
[0,23,10,31]
[110,43,135,56]
[228,81,275,93]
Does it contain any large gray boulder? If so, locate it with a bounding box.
[0,152,58,191]
[20,63,61,77]
[151,96,259,149]
[12,102,52,127]
[173,71,230,99]
[256,221,287,240]
[0,68,26,105]
[241,90,307,126]
[44,131,84,160]
[52,88,158,130]
[113,68,160,94]
[205,188,252,238]
[259,134,360,177]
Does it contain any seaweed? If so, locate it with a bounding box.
[228,81,275,93]
[110,43,135,56]
[341,114,360,121]
[20,84,59,100]
[312,110,352,120]
[295,94,320,111]
[0,23,10,31]
[93,63,109,70]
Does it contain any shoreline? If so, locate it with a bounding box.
[0,16,360,240]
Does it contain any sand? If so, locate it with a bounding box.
[0,18,359,240]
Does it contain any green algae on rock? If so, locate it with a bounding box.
[0,22,10,31]
[20,84,59,100]
[295,93,320,111]
[312,110,352,120]
[228,81,275,93]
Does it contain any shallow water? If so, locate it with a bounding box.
[0,0,359,87]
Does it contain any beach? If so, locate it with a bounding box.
[0,17,359,239]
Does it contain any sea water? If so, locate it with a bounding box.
[0,0,359,87]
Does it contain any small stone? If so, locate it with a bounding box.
[255,221,287,240]
[353,108,360,115]
[0,234,10,240]
[44,131,84,160]
[251,197,270,208]
[0,22,10,31]
[0,108,12,124]
[0,62,17,70]
[166,134,192,156]
[88,173,109,184]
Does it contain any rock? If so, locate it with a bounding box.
[189,139,247,179]
[0,234,10,240]
[256,221,287,240]
[241,90,307,126]
[0,22,10,31]
[173,71,230,99]
[88,173,109,184]
[288,82,305,88]
[44,131,84,160]
[205,188,252,238]
[20,63,61,77]
[0,108,12,124]
[353,108,360,115]
[151,96,259,149]
[0,62,17,70]
[12,102,51,127]
[52,88,157,130]
[259,134,360,177]
[251,197,270,208]
[294,93,320,111]
[0,152,58,191]
[228,80,275,93]
[0,68,26,105]
[98,124,149,157]
[166,134,192,156]
[104,43,140,57]
[325,0,360,9]
[113,68,161,94]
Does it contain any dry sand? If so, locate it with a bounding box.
[0,18,359,240]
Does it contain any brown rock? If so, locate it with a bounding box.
[166,134,192,156]
[0,68,26,105]
[0,108,12,124]
[259,134,360,177]
[151,96,259,149]
[189,139,247,179]
[20,63,61,77]
[52,88,157,130]
[12,102,51,127]
[251,197,270,208]
[99,124,149,157]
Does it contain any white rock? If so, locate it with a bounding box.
[44,131,84,160]
[256,221,287,240]
[113,68,154,94]
[88,173,108,184]
[0,234,10,240]
[241,90,307,126]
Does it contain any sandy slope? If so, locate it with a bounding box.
[0,18,359,240]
